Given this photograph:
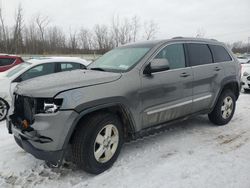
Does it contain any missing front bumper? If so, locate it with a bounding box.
[14,136,64,165]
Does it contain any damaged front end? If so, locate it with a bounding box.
[7,94,67,166]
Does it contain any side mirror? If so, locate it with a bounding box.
[143,58,170,75]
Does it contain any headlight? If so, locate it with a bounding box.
[243,72,249,77]
[44,99,63,113]
[36,98,63,114]
[44,103,59,113]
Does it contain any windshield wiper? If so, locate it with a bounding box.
[90,67,106,71]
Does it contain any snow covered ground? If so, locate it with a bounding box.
[0,93,250,188]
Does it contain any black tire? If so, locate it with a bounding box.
[244,88,250,93]
[208,90,236,125]
[0,98,9,122]
[72,112,124,174]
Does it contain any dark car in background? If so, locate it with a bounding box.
[0,54,24,72]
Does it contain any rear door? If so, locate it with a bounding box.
[140,43,193,128]
[185,43,225,113]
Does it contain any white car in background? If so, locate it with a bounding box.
[241,64,250,92]
[0,57,89,121]
[237,55,250,64]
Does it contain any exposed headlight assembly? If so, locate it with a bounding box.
[36,98,63,114]
[43,99,63,113]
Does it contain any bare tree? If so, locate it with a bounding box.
[111,15,137,47]
[47,26,66,53]
[23,20,38,54]
[0,5,8,52]
[68,30,78,53]
[131,16,140,42]
[35,14,50,53]
[94,24,112,51]
[119,18,133,45]
[144,20,158,40]
[78,28,93,50]
[12,4,24,53]
[111,15,120,47]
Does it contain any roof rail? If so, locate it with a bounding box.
[210,38,218,41]
[172,36,183,39]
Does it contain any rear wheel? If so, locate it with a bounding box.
[72,112,123,174]
[208,90,236,125]
[0,98,8,121]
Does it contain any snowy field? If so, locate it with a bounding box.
[0,92,250,188]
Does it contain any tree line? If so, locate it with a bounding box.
[0,5,158,55]
[230,41,250,54]
[1,5,249,55]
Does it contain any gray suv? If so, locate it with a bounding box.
[7,38,241,174]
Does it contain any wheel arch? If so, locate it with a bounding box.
[211,78,240,112]
[63,101,136,149]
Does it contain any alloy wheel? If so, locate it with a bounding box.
[221,96,234,119]
[94,124,119,163]
[0,99,8,121]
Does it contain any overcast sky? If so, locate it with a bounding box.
[2,0,250,43]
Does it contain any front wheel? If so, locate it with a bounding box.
[208,90,236,125]
[0,98,9,121]
[72,112,123,174]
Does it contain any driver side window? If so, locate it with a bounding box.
[155,44,186,69]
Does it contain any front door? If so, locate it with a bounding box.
[140,43,193,128]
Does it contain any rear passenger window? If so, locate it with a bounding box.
[209,45,232,62]
[155,44,186,69]
[187,43,213,66]
[60,62,81,72]
[0,58,15,66]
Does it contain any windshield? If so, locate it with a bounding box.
[88,47,150,72]
[6,62,31,78]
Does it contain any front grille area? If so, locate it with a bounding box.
[14,95,36,125]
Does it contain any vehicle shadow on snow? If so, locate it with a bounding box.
[120,115,212,154]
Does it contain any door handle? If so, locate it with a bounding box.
[180,72,190,77]
[214,67,221,71]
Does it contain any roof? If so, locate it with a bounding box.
[122,37,223,48]
[0,54,22,58]
[27,57,89,65]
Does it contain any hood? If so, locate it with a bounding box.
[0,77,11,91]
[15,70,122,97]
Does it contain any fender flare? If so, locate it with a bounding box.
[62,98,137,149]
[210,76,240,112]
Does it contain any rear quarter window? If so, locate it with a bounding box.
[0,58,15,66]
[209,45,232,62]
[186,43,213,66]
